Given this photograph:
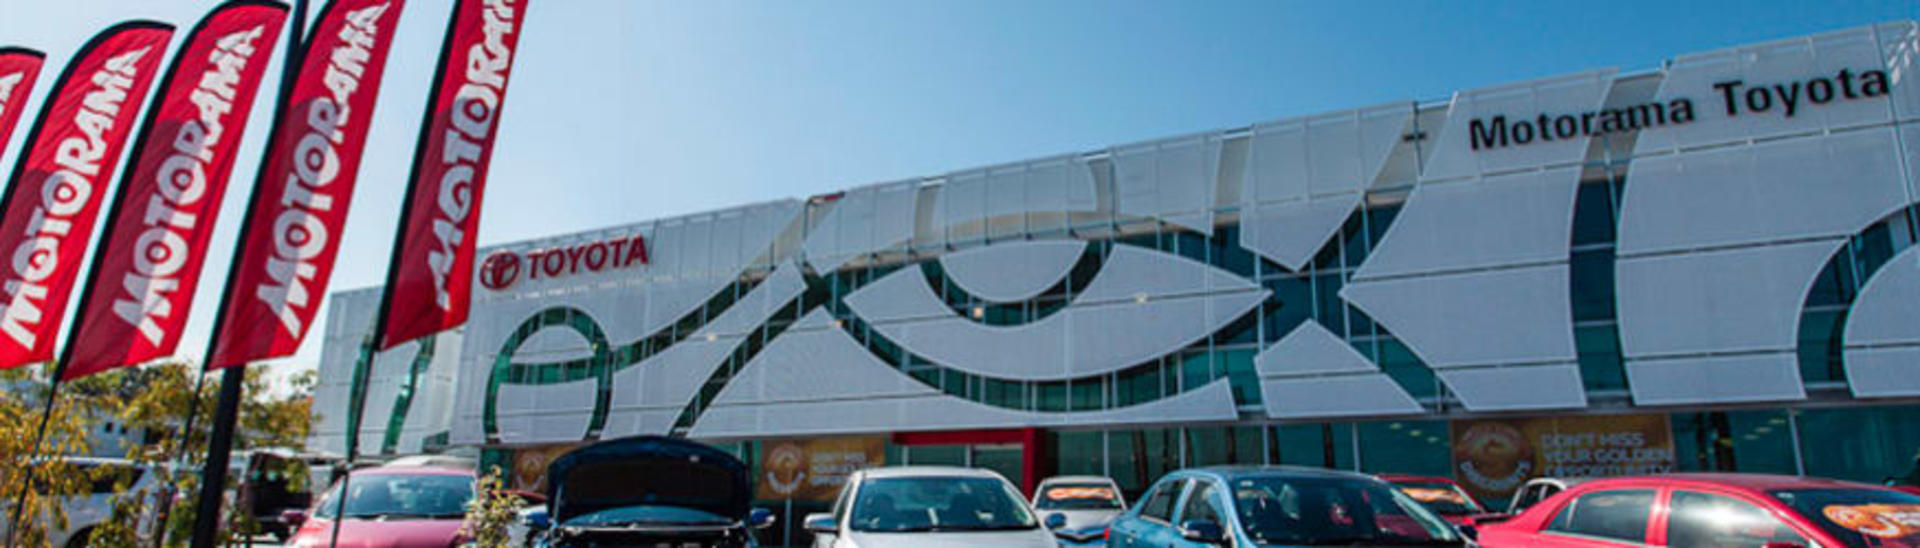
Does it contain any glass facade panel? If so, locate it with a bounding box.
[1672,410,1796,475]
[1275,424,1353,469]
[1358,420,1450,476]
[1574,325,1627,391]
[1570,249,1616,322]
[1571,180,1617,246]
[1376,338,1436,399]
[1054,431,1105,478]
[1798,405,1920,484]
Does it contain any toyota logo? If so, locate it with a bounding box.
[479,250,521,291]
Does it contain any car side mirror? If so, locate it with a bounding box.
[1045,513,1068,530]
[280,509,308,528]
[804,513,837,534]
[749,508,777,530]
[1178,519,1227,545]
[523,507,551,530]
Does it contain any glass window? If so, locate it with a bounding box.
[1797,309,1845,384]
[1571,179,1618,246]
[1276,424,1354,470]
[1036,481,1124,511]
[1220,349,1260,405]
[1666,491,1806,548]
[312,473,474,520]
[1672,411,1797,475]
[1263,277,1313,342]
[1140,479,1184,522]
[1546,489,1654,544]
[1358,421,1450,477]
[1571,249,1617,322]
[1180,481,1223,524]
[1376,338,1436,399]
[1053,431,1104,478]
[1771,488,1920,548]
[1798,405,1920,484]
[1575,325,1627,391]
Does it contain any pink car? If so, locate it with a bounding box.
[1478,474,1920,548]
[281,466,475,548]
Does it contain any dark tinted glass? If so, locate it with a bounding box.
[1182,481,1222,524]
[1547,489,1654,544]
[1771,488,1920,548]
[1666,491,1805,548]
[1141,479,1183,521]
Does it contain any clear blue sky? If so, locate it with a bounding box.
[0,0,1914,383]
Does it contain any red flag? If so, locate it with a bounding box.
[0,48,47,160]
[208,0,406,370]
[61,2,290,380]
[0,22,173,370]
[380,0,528,349]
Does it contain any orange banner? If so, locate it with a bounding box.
[757,437,885,501]
[1451,414,1675,500]
[507,442,583,493]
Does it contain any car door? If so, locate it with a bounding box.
[1660,489,1815,548]
[1113,478,1185,548]
[1534,488,1660,548]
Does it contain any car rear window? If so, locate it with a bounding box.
[1771,488,1920,548]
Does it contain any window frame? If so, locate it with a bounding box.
[1174,478,1225,526]
[1138,477,1187,525]
[1542,488,1660,546]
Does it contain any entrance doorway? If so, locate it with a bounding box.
[893,428,1045,494]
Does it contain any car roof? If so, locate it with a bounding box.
[1039,476,1117,485]
[352,465,473,477]
[1180,465,1382,482]
[861,466,1007,480]
[1582,473,1876,492]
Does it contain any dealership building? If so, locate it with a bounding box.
[313,20,1920,513]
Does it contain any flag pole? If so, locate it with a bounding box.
[187,1,308,546]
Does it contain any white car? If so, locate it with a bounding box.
[1029,475,1127,546]
[805,467,1060,548]
[0,457,163,548]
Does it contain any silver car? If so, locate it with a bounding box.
[1030,476,1127,547]
[805,467,1060,548]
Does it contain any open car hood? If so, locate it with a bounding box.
[545,436,749,525]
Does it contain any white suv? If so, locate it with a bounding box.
[805,466,1060,548]
[0,458,163,548]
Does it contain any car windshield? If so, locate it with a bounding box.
[1036,483,1124,511]
[1392,481,1484,516]
[1230,476,1464,546]
[849,476,1039,532]
[1771,488,1920,548]
[313,473,473,520]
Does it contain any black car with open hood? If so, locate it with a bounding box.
[534,436,773,548]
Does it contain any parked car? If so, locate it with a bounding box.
[525,436,774,548]
[1107,465,1465,548]
[1476,473,1920,548]
[806,466,1059,548]
[1379,474,1502,526]
[1506,477,1588,515]
[0,457,163,548]
[1031,475,1128,546]
[281,465,476,548]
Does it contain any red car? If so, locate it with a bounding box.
[1478,474,1920,548]
[1378,474,1502,526]
[281,466,476,548]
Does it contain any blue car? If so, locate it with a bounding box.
[1105,466,1467,548]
